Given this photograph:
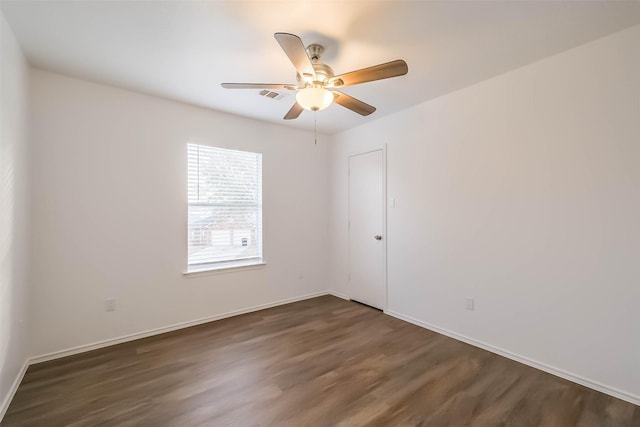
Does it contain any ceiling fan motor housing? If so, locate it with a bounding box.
[295,44,335,85]
[298,63,334,84]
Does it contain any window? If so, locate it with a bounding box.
[187,143,262,271]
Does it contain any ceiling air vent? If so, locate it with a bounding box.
[259,90,287,101]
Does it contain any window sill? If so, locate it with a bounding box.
[183,260,267,278]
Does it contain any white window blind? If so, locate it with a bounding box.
[187,143,262,267]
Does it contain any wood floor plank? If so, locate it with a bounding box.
[3,295,638,426]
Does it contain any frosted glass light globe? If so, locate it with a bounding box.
[296,87,333,111]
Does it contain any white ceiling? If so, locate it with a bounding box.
[2,0,639,134]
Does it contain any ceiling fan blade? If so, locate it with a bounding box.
[274,33,316,81]
[221,83,297,90]
[283,102,304,120]
[332,91,376,116]
[329,60,408,87]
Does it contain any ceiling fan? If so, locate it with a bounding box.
[221,32,408,120]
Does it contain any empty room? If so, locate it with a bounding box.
[1,0,639,425]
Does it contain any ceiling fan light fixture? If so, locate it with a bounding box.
[296,87,333,111]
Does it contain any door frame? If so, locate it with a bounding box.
[347,146,388,311]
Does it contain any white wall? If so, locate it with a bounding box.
[29,70,329,357]
[329,25,640,401]
[0,11,31,415]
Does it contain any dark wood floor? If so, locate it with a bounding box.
[3,295,639,426]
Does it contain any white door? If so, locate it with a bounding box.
[348,149,386,309]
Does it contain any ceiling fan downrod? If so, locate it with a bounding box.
[306,44,324,63]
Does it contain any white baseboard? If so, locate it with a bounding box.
[29,291,329,364]
[0,359,29,421]
[327,290,350,300]
[385,310,640,407]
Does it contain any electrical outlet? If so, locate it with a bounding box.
[105,298,116,312]
[465,297,474,311]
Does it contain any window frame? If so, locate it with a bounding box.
[184,143,265,275]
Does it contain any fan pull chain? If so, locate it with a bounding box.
[314,111,317,145]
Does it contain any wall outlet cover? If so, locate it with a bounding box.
[465,297,474,311]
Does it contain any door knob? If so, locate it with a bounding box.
[374,235,383,240]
